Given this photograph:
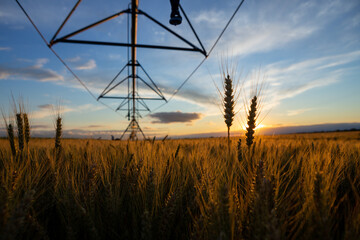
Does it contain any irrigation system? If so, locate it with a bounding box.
[50,0,208,140]
[15,0,245,140]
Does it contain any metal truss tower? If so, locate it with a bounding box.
[50,0,207,140]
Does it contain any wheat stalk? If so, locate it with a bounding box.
[243,69,266,149]
[1,109,17,157]
[237,138,242,162]
[55,115,62,149]
[8,123,17,157]
[23,113,30,146]
[245,95,257,148]
[212,56,242,153]
[10,95,26,153]
[16,113,25,153]
[4,189,35,239]
[224,74,235,150]
[52,103,63,163]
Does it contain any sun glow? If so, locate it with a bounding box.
[242,124,266,131]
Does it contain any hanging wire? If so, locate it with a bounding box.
[146,0,246,115]
[14,0,120,114]
[15,0,246,117]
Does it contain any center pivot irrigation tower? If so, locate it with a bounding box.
[49,0,207,140]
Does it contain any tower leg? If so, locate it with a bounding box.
[130,0,139,140]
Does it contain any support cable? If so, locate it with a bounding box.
[146,0,245,114]
[14,0,119,113]
[15,0,246,117]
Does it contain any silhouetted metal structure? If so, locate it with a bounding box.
[49,0,206,140]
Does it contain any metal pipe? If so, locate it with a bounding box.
[137,76,162,97]
[179,4,207,55]
[139,9,205,56]
[138,62,166,99]
[101,76,129,97]
[56,39,203,52]
[101,96,165,100]
[52,9,130,45]
[130,0,138,139]
[50,0,82,45]
[99,64,128,98]
[116,95,130,111]
[117,109,149,111]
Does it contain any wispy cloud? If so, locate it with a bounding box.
[86,125,104,128]
[67,56,81,62]
[0,58,64,82]
[277,78,338,100]
[266,51,360,77]
[0,47,11,51]
[192,4,315,56]
[161,86,217,106]
[75,59,96,70]
[317,0,353,18]
[31,105,71,119]
[224,23,317,57]
[37,104,53,110]
[195,0,356,57]
[287,108,314,116]
[349,13,360,28]
[33,58,49,68]
[149,111,202,124]
[108,54,122,60]
[264,50,360,98]
[76,104,104,112]
[31,103,105,119]
[249,49,360,112]
[193,10,227,27]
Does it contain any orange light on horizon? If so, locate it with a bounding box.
[241,124,266,131]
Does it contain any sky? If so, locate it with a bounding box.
[1,0,360,139]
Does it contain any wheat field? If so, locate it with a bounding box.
[0,131,360,240]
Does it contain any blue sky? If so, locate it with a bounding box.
[1,0,360,139]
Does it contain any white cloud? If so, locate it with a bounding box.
[195,3,317,55]
[193,0,356,57]
[193,10,227,27]
[265,51,360,77]
[0,58,65,82]
[108,54,122,60]
[0,71,10,79]
[0,58,64,82]
[0,47,11,51]
[67,56,81,62]
[287,108,314,116]
[350,13,360,28]
[317,0,352,18]
[223,23,317,57]
[31,103,105,119]
[278,78,338,100]
[75,59,96,70]
[258,50,360,110]
[33,58,49,68]
[31,105,73,119]
[76,104,105,112]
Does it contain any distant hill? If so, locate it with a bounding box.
[174,122,360,139]
[1,122,359,140]
[259,122,360,135]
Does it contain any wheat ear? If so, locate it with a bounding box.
[2,110,17,157]
[8,123,17,157]
[16,113,25,152]
[224,74,235,151]
[245,96,257,148]
[23,113,30,146]
[55,115,62,149]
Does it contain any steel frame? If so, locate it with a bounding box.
[50,0,206,140]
